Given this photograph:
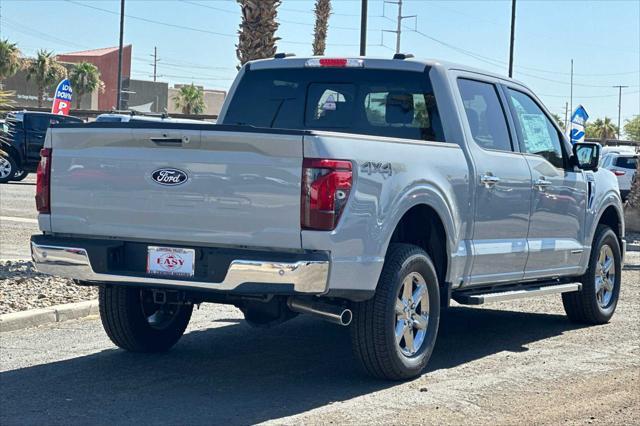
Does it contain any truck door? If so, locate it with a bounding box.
[503,87,588,279]
[456,77,532,285]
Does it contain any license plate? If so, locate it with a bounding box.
[146,246,195,278]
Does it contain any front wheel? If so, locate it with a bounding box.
[351,244,440,380]
[0,153,17,184]
[12,170,29,181]
[562,225,621,324]
[99,286,193,352]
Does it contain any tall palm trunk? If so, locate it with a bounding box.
[236,0,281,68]
[313,0,331,56]
[37,85,44,108]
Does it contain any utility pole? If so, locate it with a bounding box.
[359,0,368,56]
[383,0,416,54]
[613,85,628,140]
[564,102,569,132]
[569,59,574,122]
[151,46,159,82]
[116,0,125,110]
[508,0,516,77]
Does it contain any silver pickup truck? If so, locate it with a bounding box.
[31,56,626,380]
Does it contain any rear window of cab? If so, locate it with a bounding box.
[223,67,446,143]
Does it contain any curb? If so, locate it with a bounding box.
[0,300,99,333]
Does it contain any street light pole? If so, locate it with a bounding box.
[508,0,516,77]
[116,0,125,110]
[613,85,628,140]
[360,0,368,56]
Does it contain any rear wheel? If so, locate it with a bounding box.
[0,153,17,184]
[351,244,440,380]
[99,286,193,352]
[562,225,621,324]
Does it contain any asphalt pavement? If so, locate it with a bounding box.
[1,255,639,425]
[0,176,39,260]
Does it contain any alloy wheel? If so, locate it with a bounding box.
[395,272,430,357]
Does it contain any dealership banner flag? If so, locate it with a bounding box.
[51,79,73,115]
[569,105,589,144]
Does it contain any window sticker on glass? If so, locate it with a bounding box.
[322,94,337,111]
[520,113,552,152]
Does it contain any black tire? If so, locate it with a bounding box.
[0,152,17,184]
[99,286,193,352]
[562,225,621,324]
[351,244,441,380]
[12,170,29,181]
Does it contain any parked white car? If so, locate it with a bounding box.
[601,149,638,201]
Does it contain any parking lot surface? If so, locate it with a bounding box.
[1,251,639,425]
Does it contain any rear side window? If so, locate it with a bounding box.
[224,67,445,142]
[25,114,55,132]
[614,156,637,169]
[457,79,512,152]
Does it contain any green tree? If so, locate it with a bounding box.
[236,0,281,68]
[585,117,618,143]
[24,50,67,107]
[623,115,640,141]
[551,113,566,131]
[312,0,331,56]
[173,84,206,115]
[69,62,104,109]
[0,39,22,82]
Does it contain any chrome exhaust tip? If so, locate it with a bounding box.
[287,298,352,326]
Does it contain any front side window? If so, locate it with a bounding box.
[457,79,512,152]
[507,89,565,168]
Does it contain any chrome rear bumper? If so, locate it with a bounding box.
[31,242,329,294]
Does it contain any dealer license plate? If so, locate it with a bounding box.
[146,246,195,278]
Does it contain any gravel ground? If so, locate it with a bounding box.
[0,261,97,314]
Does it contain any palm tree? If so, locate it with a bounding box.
[69,62,104,109]
[236,0,281,68]
[173,84,206,115]
[0,39,22,83]
[551,113,565,131]
[586,117,618,143]
[312,0,331,56]
[24,50,67,107]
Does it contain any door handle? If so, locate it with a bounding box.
[150,136,189,144]
[480,174,500,188]
[533,177,552,190]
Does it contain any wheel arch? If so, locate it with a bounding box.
[385,202,456,291]
[594,203,625,254]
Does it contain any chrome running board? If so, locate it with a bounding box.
[453,282,582,305]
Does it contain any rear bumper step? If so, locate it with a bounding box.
[453,282,582,305]
[31,240,329,295]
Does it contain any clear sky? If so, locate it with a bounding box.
[2,0,639,132]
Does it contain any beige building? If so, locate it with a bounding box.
[168,85,226,116]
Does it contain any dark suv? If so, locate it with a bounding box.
[0,111,83,183]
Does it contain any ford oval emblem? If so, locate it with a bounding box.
[151,168,188,186]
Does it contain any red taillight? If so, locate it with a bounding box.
[301,158,352,231]
[35,148,51,213]
[613,170,626,176]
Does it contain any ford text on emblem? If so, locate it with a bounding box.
[151,168,188,186]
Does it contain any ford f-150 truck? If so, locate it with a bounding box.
[31,56,626,380]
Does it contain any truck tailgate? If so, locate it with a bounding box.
[49,126,304,249]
